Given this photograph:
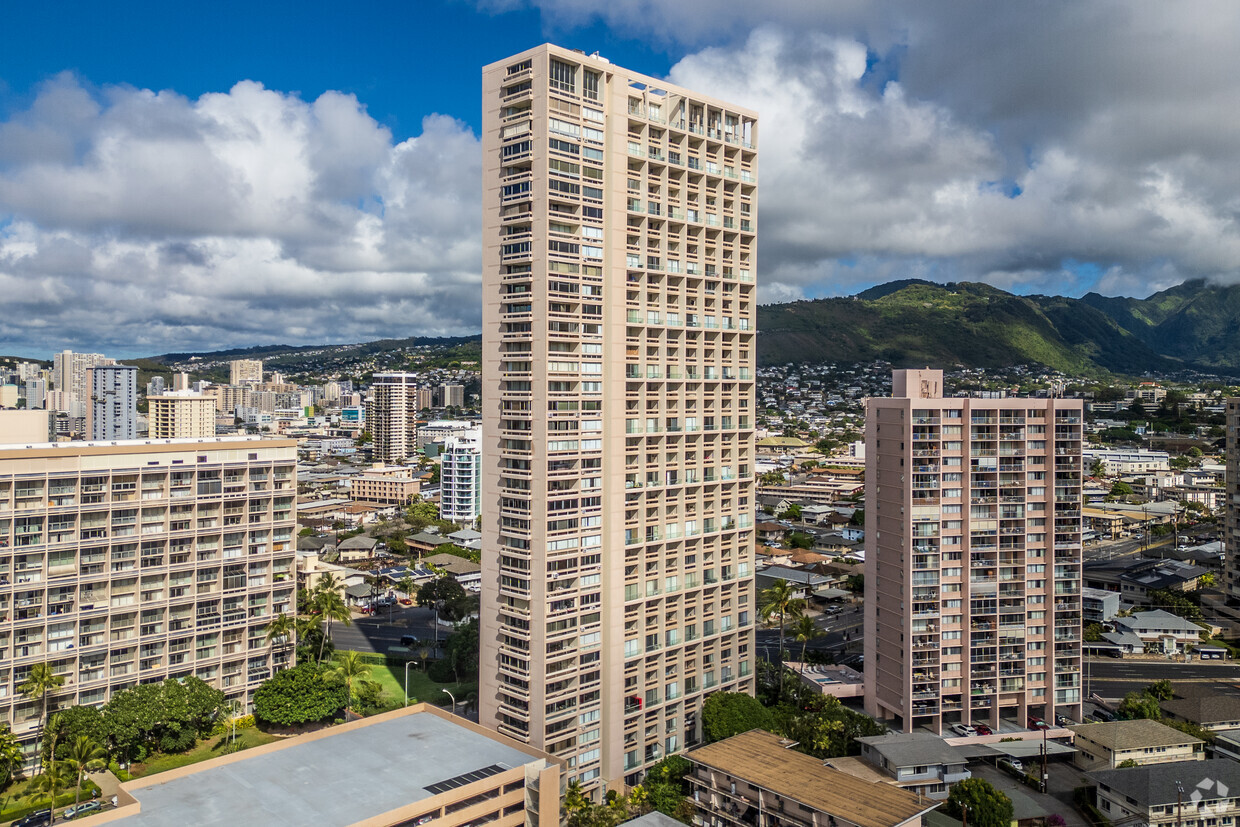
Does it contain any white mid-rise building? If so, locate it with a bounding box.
[149,392,217,439]
[440,428,482,525]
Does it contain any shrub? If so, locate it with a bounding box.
[253,663,348,726]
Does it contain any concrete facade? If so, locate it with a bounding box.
[148,393,216,440]
[865,369,1084,734]
[0,437,297,759]
[87,365,139,441]
[480,44,758,789]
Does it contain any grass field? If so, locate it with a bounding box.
[130,727,280,778]
[365,662,476,711]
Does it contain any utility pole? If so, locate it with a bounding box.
[1176,780,1184,827]
[1041,726,1048,793]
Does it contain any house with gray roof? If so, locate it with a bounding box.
[1111,609,1206,653]
[1089,759,1240,825]
[855,732,971,800]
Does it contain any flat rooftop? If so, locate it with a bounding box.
[109,706,548,827]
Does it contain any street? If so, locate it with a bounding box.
[756,605,863,662]
[1084,655,1240,698]
[330,604,448,657]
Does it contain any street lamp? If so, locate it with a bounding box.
[404,660,419,707]
[441,688,456,715]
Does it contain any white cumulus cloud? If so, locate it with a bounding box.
[0,73,482,357]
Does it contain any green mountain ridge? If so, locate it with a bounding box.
[132,280,1240,378]
[755,281,1197,375]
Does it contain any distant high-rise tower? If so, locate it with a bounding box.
[229,359,263,386]
[864,369,1084,734]
[149,392,217,439]
[367,373,420,463]
[53,350,114,420]
[87,364,138,440]
[441,383,466,409]
[480,44,759,788]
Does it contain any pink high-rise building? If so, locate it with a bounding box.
[864,370,1083,733]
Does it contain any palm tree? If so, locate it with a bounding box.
[264,613,295,648]
[791,614,823,675]
[19,663,64,769]
[0,725,25,788]
[28,760,72,818]
[328,651,379,717]
[316,591,352,663]
[59,736,107,811]
[315,572,341,597]
[759,580,805,697]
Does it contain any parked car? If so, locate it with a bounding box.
[1092,708,1117,722]
[951,723,977,737]
[64,801,103,820]
[12,810,52,827]
[974,723,993,736]
[1005,758,1024,772]
[400,635,419,647]
[1027,716,1049,730]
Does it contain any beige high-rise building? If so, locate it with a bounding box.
[149,392,217,439]
[864,370,1083,734]
[53,351,114,420]
[367,373,421,464]
[480,45,759,789]
[229,359,263,386]
[0,437,297,759]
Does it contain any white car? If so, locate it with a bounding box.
[1007,758,1024,772]
[951,723,977,737]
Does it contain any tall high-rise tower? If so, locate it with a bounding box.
[1225,399,1240,601]
[367,373,420,464]
[86,364,138,441]
[864,370,1084,734]
[480,45,759,789]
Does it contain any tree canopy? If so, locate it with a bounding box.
[103,677,225,760]
[253,663,348,727]
[943,778,1014,827]
[701,692,771,743]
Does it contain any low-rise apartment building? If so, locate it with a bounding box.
[1090,760,1240,826]
[855,732,971,799]
[0,437,296,758]
[1069,719,1205,770]
[351,464,421,506]
[686,730,938,827]
[148,392,216,439]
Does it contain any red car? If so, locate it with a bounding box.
[974,724,993,736]
[1027,716,1049,730]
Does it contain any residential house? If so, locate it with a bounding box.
[854,733,971,800]
[1110,609,1205,654]
[1069,720,1205,770]
[1160,695,1240,731]
[1089,760,1240,826]
[337,535,381,563]
[755,565,832,601]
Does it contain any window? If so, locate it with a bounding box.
[583,70,600,100]
[550,58,576,93]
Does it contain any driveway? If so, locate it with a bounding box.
[969,762,1088,827]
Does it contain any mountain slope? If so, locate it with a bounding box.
[1082,280,1240,368]
[756,281,1181,373]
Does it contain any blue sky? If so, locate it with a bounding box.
[1,1,1239,357]
[0,1,673,140]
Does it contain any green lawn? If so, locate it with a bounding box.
[365,662,476,711]
[130,727,280,778]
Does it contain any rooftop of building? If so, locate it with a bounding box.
[1068,719,1204,750]
[1161,694,1240,725]
[855,732,968,769]
[107,706,552,827]
[685,730,936,827]
[1112,609,1206,633]
[0,435,284,453]
[1089,759,1240,808]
